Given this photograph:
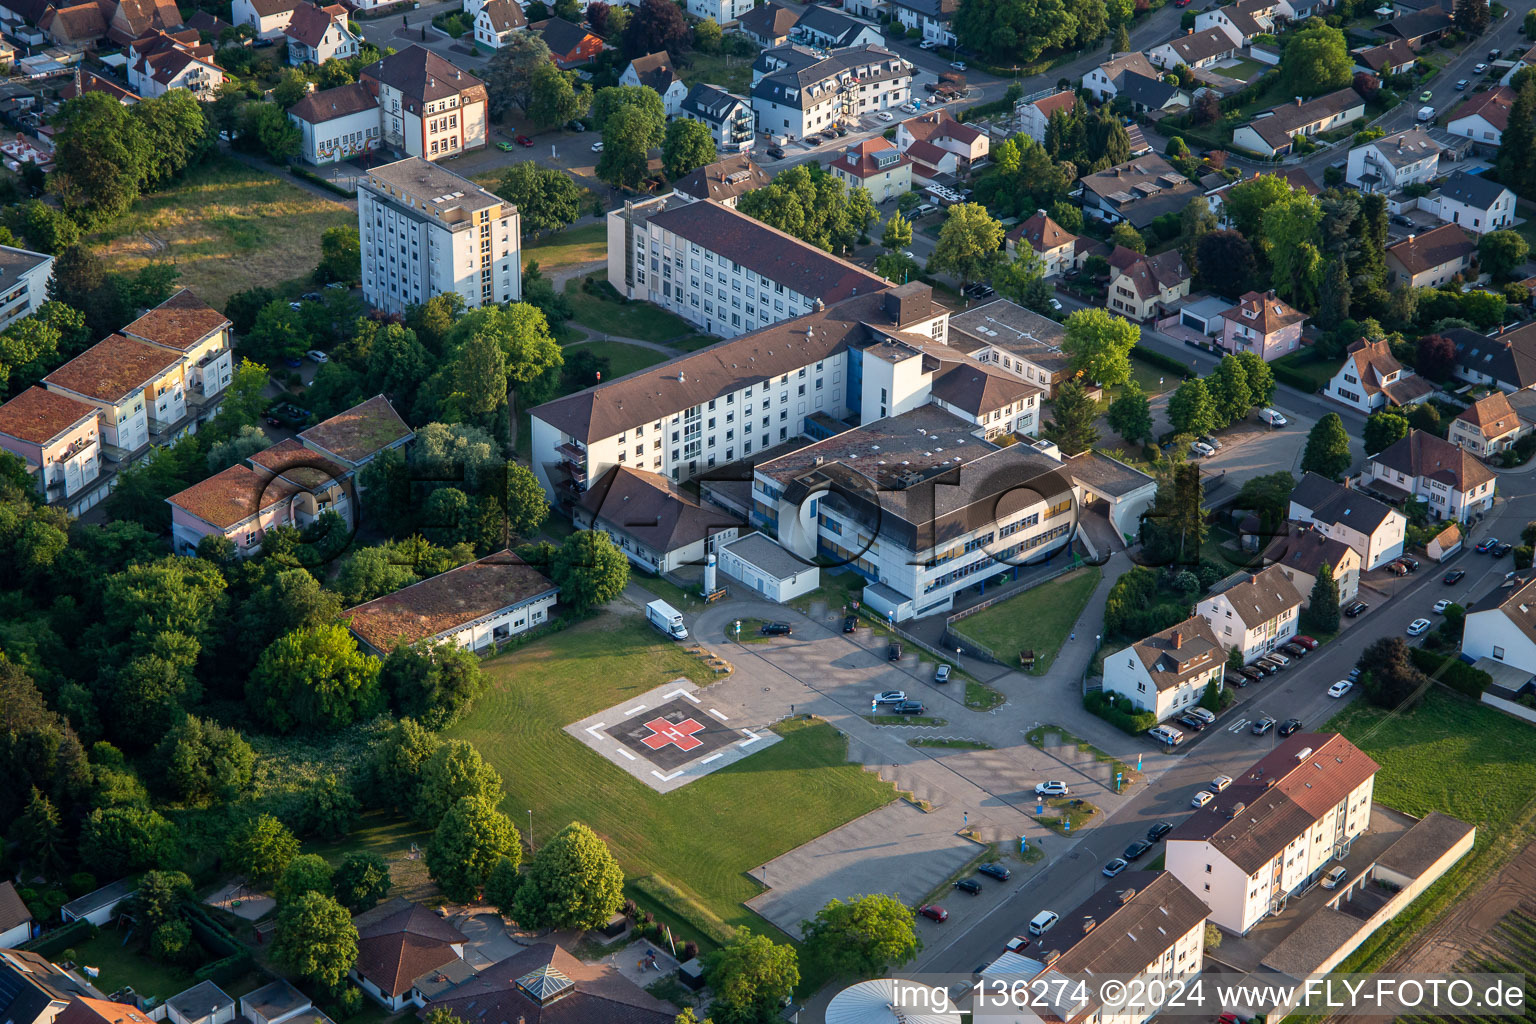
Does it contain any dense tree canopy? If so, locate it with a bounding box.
[800,894,920,979]
[513,822,626,930]
[737,165,878,254]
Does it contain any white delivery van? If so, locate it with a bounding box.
[1259,407,1287,427]
[1029,910,1059,935]
[1417,105,1435,121]
[645,599,688,641]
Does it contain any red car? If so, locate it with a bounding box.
[515,135,534,147]
[1175,0,1191,6]
[919,904,948,922]
[1292,635,1319,650]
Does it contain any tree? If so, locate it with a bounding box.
[80,805,176,875]
[1234,470,1297,537]
[1412,332,1456,381]
[1363,411,1409,455]
[152,920,194,965]
[801,894,920,979]
[694,14,722,50]
[248,624,384,732]
[426,795,521,902]
[133,870,193,930]
[954,0,1076,63]
[496,162,582,238]
[1302,412,1352,480]
[929,203,1004,287]
[1479,229,1529,282]
[881,210,913,252]
[501,462,551,538]
[13,787,65,876]
[1262,194,1323,309]
[1278,22,1352,98]
[551,529,630,610]
[1207,354,1254,426]
[484,33,553,115]
[1302,562,1340,633]
[513,821,626,930]
[994,248,1054,312]
[1356,636,1428,709]
[227,813,300,886]
[1223,175,1297,241]
[663,118,717,179]
[706,931,800,1024]
[622,0,691,57]
[273,891,358,991]
[737,165,877,254]
[528,61,588,129]
[380,641,488,730]
[416,739,504,828]
[1181,196,1218,248]
[1236,351,1275,405]
[1043,378,1099,455]
[247,101,301,162]
[1109,221,1145,253]
[1106,380,1153,446]
[156,715,255,802]
[1497,76,1536,197]
[1063,308,1138,386]
[1112,21,1130,51]
[132,90,207,189]
[1195,230,1255,298]
[1455,0,1489,33]
[50,92,149,225]
[484,855,523,917]
[596,105,657,189]
[334,851,392,911]
[315,226,361,285]
[299,772,360,840]
[591,85,667,141]
[276,853,336,908]
[1167,377,1216,436]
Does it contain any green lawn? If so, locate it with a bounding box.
[444,615,901,943]
[73,930,207,1001]
[678,50,753,94]
[564,339,670,382]
[1327,689,1536,971]
[1271,349,1344,392]
[526,221,608,272]
[865,714,949,726]
[1217,58,1266,83]
[564,273,696,342]
[950,567,1102,673]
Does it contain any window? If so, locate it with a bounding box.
[1493,645,1505,660]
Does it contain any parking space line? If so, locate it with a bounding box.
[699,753,723,765]
[738,729,762,746]
[664,688,700,703]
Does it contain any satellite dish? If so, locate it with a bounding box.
[826,979,962,1024]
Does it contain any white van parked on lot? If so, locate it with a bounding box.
[1029,910,1059,935]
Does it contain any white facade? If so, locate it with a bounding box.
[1194,572,1300,663]
[719,532,820,602]
[1364,455,1494,522]
[1463,591,1536,675]
[1289,501,1405,571]
[681,88,755,153]
[752,46,912,141]
[231,0,297,39]
[1345,133,1441,193]
[686,0,755,23]
[619,60,688,116]
[358,158,520,316]
[1427,180,1516,235]
[1101,639,1223,722]
[0,247,52,333]
[287,17,358,64]
[292,104,380,165]
[888,0,954,44]
[473,3,522,48]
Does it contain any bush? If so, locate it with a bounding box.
[1084,690,1159,735]
[1271,360,1323,392]
[21,919,96,957]
[1131,343,1193,377]
[1407,647,1491,699]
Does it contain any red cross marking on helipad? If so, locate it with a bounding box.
[640,717,705,751]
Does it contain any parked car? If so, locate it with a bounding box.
[843,615,858,633]
[1124,839,1153,860]
[1146,821,1174,842]
[1252,717,1275,735]
[1102,857,1128,877]
[1198,434,1222,450]
[1434,599,1452,614]
[760,622,793,636]
[1278,718,1303,736]
[1238,666,1265,683]
[1225,672,1250,689]
[495,141,514,151]
[888,642,903,661]
[1321,866,1348,890]
[306,349,329,363]
[1475,62,1490,73]
[918,39,938,48]
[1445,569,1466,584]
[1398,554,1419,571]
[949,61,967,70]
[1293,635,1319,650]
[876,110,894,121]
[1177,713,1207,732]
[1035,780,1070,797]
[1191,791,1213,808]
[1477,537,1499,553]
[1259,407,1287,427]
[1387,561,1410,577]
[875,690,907,705]
[264,402,310,428]
[1344,600,1369,617]
[893,700,926,715]
[1190,441,1216,457]
[954,878,982,894]
[1280,642,1308,658]
[1211,774,1234,792]
[591,140,604,152]
[900,102,919,113]
[767,146,786,159]
[1047,298,1063,311]
[1258,653,1288,671]
[1328,680,1354,698]
[832,124,849,137]
[1494,543,1513,558]
[516,135,534,146]
[919,904,948,921]
[1249,659,1279,676]
[1457,79,1470,90]
[1407,618,1432,636]
[934,664,952,684]
[1028,910,1058,935]
[978,862,1011,880]
[1004,935,1031,953]
[567,120,587,131]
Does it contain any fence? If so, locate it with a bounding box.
[939,559,1082,666]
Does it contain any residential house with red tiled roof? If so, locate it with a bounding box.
[283,2,357,65]
[1385,223,1476,288]
[59,69,140,104]
[827,136,911,202]
[127,28,224,99]
[1355,38,1416,75]
[1365,428,1495,522]
[358,45,488,160]
[1448,390,1525,457]
[1217,289,1306,362]
[0,881,33,947]
[107,0,184,43]
[350,899,469,1011]
[1448,85,1513,148]
[54,998,154,1024]
[344,549,559,655]
[1015,89,1076,143]
[1006,209,1079,277]
[1106,245,1189,322]
[1265,523,1362,606]
[1167,732,1379,933]
[0,386,105,515]
[43,335,181,462]
[1231,88,1365,159]
[1322,335,1433,414]
[38,2,106,44]
[894,110,987,170]
[737,1,797,46]
[1147,27,1238,70]
[1102,615,1225,721]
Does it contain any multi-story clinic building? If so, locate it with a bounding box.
[359,157,520,315]
[606,196,887,339]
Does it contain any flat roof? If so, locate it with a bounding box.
[723,531,812,581]
[62,879,136,918]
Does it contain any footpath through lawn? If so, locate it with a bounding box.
[444,613,901,943]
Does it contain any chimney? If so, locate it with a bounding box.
[1082,916,1097,934]
[678,371,686,383]
[1295,95,1302,106]
[1250,574,1257,583]
[1407,233,1415,243]
[1172,629,1182,649]
[1037,208,1047,218]
[1119,887,1137,904]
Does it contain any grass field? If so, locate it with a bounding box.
[1271,349,1344,392]
[526,222,608,272]
[1217,58,1266,83]
[89,156,355,308]
[564,339,669,381]
[564,273,696,342]
[444,614,900,942]
[950,567,1102,673]
[73,930,206,1000]
[679,51,753,93]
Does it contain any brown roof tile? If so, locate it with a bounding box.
[1451,84,1512,132]
[738,1,797,37]
[828,136,910,179]
[0,386,98,445]
[671,153,767,203]
[1128,615,1222,692]
[359,45,485,106]
[418,942,674,1024]
[625,50,677,92]
[0,880,33,933]
[344,550,557,653]
[44,334,181,404]
[1008,209,1077,252]
[121,288,229,352]
[298,394,412,465]
[352,899,467,999]
[166,464,299,529]
[283,1,346,47]
[1221,289,1304,336]
[578,465,742,554]
[288,80,378,123]
[1204,563,1300,627]
[1387,222,1475,276]
[1456,390,1519,436]
[1372,428,1494,493]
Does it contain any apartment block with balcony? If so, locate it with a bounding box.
[751,43,912,141]
[0,245,54,333]
[680,83,755,154]
[1167,732,1379,934]
[0,386,109,515]
[120,288,234,430]
[359,156,520,315]
[42,334,182,465]
[1194,564,1302,663]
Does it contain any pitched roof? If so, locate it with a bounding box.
[184,9,232,36]
[1266,525,1357,580]
[1040,872,1209,989]
[1157,26,1235,64]
[121,288,228,352]
[1109,247,1189,300]
[1007,209,1077,252]
[1455,390,1520,438]
[167,464,299,530]
[738,0,797,38]
[579,465,743,553]
[532,15,598,58]
[1439,169,1513,210]
[478,0,525,33]
[1446,323,1536,389]
[298,394,412,465]
[351,899,467,999]
[828,136,910,178]
[1242,87,1364,150]
[283,1,346,47]
[288,80,377,123]
[625,51,677,93]
[241,0,299,17]
[1221,289,1304,335]
[901,109,983,146]
[1094,50,1158,84]
[678,82,748,125]
[794,4,869,45]
[0,881,31,934]
[1028,89,1077,120]
[42,2,107,40]
[928,360,1040,417]
[1358,126,1442,168]
[359,45,485,104]
[1379,3,1453,40]
[1205,563,1300,627]
[55,998,155,1024]
[671,151,765,202]
[247,437,347,490]
[644,199,886,306]
[43,334,181,404]
[1127,615,1222,692]
[1371,428,1494,493]
[59,69,139,104]
[1357,38,1415,71]
[418,942,676,1024]
[1289,472,1399,534]
[344,550,558,653]
[1387,223,1475,275]
[0,386,98,446]
[1119,70,1182,109]
[1450,85,1513,132]
[903,137,952,169]
[1078,155,1201,229]
[1170,732,1380,873]
[163,983,234,1023]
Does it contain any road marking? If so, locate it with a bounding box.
[708,708,729,721]
[652,768,684,782]
[1229,718,1249,733]
[699,753,723,765]
[738,729,762,746]
[623,704,647,716]
[664,688,700,703]
[617,748,637,760]
[584,722,607,737]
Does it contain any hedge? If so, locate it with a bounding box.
[1407,647,1491,699]
[1084,690,1159,735]
[1132,343,1196,378]
[291,167,355,198]
[21,918,96,957]
[1271,361,1323,393]
[184,904,254,985]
